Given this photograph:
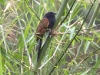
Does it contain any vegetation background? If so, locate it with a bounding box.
[0,0,100,75]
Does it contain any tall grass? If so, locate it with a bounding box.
[0,0,100,75]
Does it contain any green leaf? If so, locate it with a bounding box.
[90,60,100,74]
[84,41,90,54]
[0,50,3,75]
[81,68,91,75]
[70,27,75,40]
[0,0,4,5]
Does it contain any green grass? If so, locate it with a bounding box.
[0,0,100,75]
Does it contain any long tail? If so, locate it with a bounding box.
[36,38,42,61]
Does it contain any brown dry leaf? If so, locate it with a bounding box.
[6,30,18,43]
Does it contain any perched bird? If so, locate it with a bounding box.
[36,12,56,61]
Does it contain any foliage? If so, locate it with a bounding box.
[0,0,100,75]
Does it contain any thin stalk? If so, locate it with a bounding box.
[87,2,100,28]
[0,44,3,75]
[14,6,33,69]
[33,0,69,71]
[39,0,78,69]
[49,0,96,74]
[0,25,7,52]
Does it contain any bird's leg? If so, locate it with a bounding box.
[46,28,58,36]
[46,29,52,36]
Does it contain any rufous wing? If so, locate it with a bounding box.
[36,18,49,41]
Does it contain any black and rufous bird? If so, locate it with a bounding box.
[36,12,56,61]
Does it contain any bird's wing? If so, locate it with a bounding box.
[36,18,49,39]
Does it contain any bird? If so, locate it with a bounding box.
[36,12,56,61]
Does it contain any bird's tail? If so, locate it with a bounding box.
[36,38,42,61]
